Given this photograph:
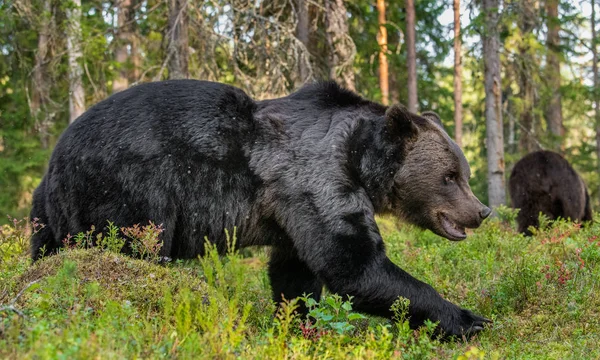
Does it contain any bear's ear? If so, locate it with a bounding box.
[421,111,444,130]
[384,104,419,140]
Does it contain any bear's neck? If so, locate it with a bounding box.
[349,119,404,213]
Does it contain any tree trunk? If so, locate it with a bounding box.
[453,0,462,146]
[377,0,389,105]
[545,0,563,149]
[113,0,133,93]
[32,0,52,148]
[132,32,141,82]
[593,0,600,202]
[517,0,536,154]
[167,0,189,80]
[325,0,355,91]
[294,0,311,87]
[66,0,85,123]
[406,0,417,112]
[483,0,506,210]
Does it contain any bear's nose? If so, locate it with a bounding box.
[480,206,492,219]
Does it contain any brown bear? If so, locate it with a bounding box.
[31,80,491,339]
[509,150,593,235]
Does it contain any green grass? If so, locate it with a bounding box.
[2,212,600,359]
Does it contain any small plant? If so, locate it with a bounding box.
[495,205,519,227]
[121,221,164,262]
[71,225,97,250]
[299,294,366,339]
[0,216,44,260]
[391,296,412,336]
[457,346,486,360]
[97,221,126,253]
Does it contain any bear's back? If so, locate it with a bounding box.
[50,80,258,167]
[509,150,589,233]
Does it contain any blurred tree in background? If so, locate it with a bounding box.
[0,0,598,222]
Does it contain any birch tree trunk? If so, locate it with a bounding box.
[377,0,389,105]
[453,0,463,146]
[32,0,52,148]
[66,0,85,123]
[406,0,418,112]
[167,0,189,80]
[325,0,355,91]
[483,0,506,210]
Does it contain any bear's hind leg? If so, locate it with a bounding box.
[268,246,323,316]
[30,180,61,261]
[583,190,593,222]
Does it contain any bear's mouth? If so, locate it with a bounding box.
[439,213,467,241]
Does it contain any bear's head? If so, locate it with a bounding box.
[383,105,491,241]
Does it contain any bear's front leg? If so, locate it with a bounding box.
[275,199,489,339]
[344,255,491,339]
[268,245,323,315]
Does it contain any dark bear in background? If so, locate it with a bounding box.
[31,80,491,338]
[509,150,593,235]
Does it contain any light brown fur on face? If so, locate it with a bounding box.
[390,115,490,241]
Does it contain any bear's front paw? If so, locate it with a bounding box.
[438,306,491,340]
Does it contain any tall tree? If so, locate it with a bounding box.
[113,0,134,93]
[453,0,462,146]
[131,31,141,83]
[294,0,311,87]
[167,0,189,80]
[406,0,417,112]
[325,0,355,91]
[517,0,537,154]
[66,0,85,123]
[593,0,600,201]
[545,0,563,148]
[377,0,389,105]
[482,0,505,209]
[32,0,52,148]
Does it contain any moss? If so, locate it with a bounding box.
[9,249,207,315]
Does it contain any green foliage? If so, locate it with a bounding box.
[495,205,519,227]
[2,216,600,358]
[121,221,164,262]
[97,221,126,254]
[300,294,366,337]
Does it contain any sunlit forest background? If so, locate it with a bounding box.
[2,1,600,358]
[0,0,598,221]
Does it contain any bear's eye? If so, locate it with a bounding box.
[444,174,456,185]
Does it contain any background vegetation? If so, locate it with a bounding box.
[2,213,600,358]
[0,0,598,219]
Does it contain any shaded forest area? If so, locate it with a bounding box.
[0,0,598,220]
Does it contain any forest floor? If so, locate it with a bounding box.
[1,209,600,359]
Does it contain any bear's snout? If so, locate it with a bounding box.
[479,206,491,220]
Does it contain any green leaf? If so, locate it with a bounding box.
[347,313,366,321]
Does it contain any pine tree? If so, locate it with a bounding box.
[377,0,389,105]
[406,0,417,112]
[453,0,462,146]
[483,0,506,209]
[167,0,189,80]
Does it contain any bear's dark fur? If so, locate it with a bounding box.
[509,150,593,235]
[31,80,491,338]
